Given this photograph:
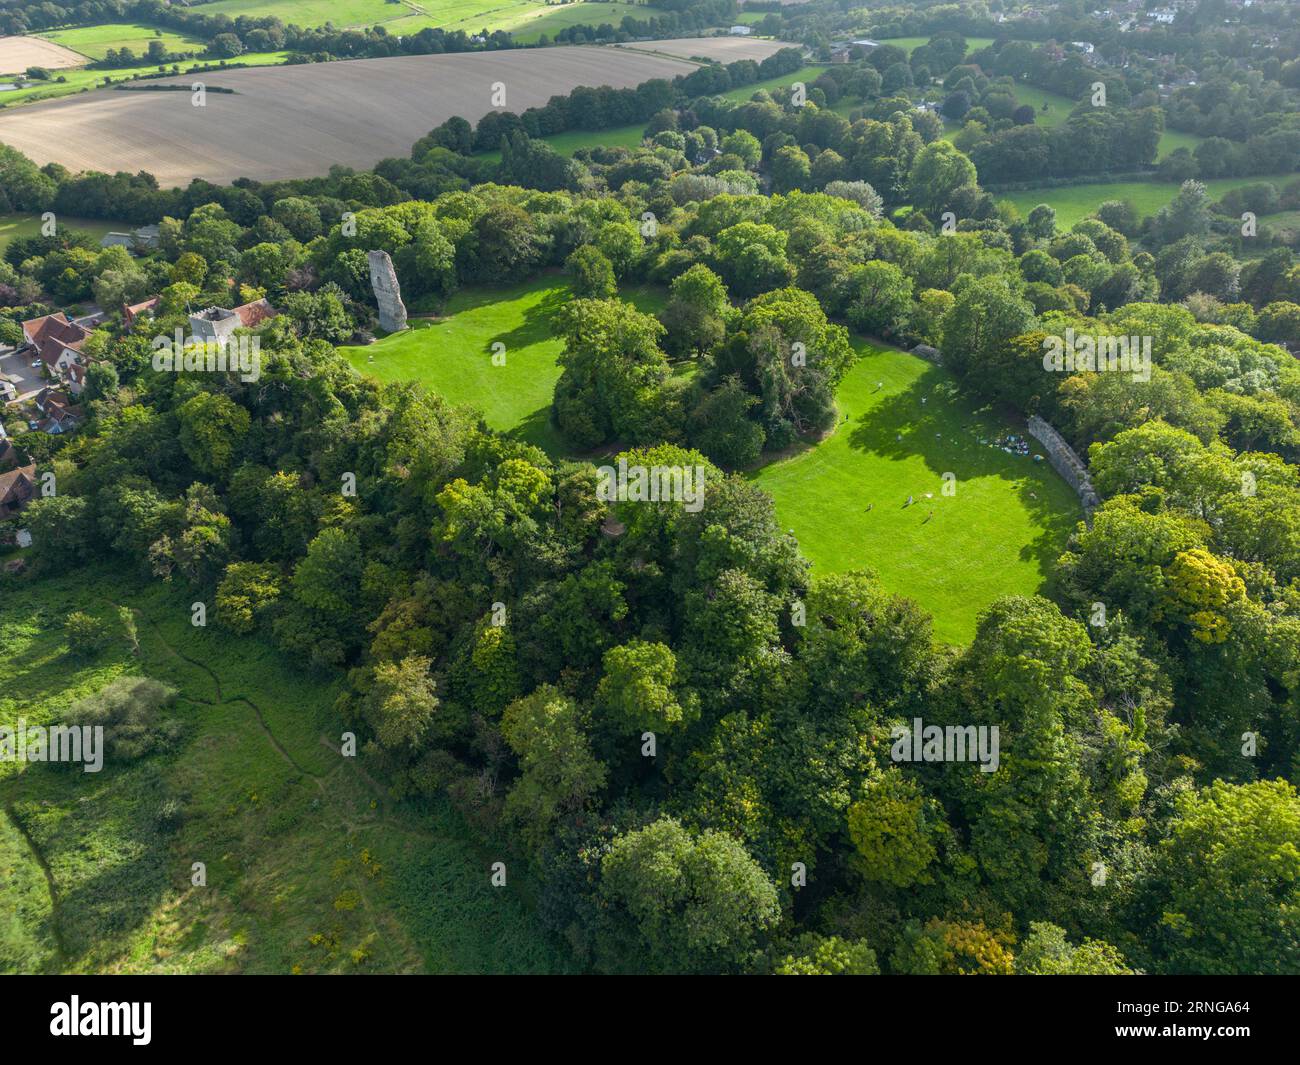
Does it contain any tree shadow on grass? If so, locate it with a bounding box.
[492,287,570,358]
[441,280,571,360]
[508,405,567,459]
[8,763,174,968]
[846,367,1082,575]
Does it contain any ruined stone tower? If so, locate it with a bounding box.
[367,249,408,333]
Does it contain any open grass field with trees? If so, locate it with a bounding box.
[750,341,1080,645]
[0,567,569,973]
[343,276,1082,643]
[999,173,1300,231]
[2,0,1300,989]
[0,213,121,254]
[36,23,206,62]
[0,49,291,107]
[193,0,671,42]
[343,276,667,455]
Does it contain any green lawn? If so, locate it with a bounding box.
[342,276,665,456]
[749,340,1081,646]
[1001,83,1075,127]
[937,78,1199,162]
[37,23,206,62]
[999,172,1298,231]
[543,123,650,156]
[0,212,124,253]
[0,565,570,973]
[883,35,1196,159]
[719,64,829,103]
[880,35,996,55]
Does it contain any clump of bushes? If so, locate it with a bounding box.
[68,676,184,763]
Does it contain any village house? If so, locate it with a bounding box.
[33,387,83,435]
[125,294,277,338]
[99,224,162,254]
[0,461,36,521]
[20,312,93,395]
[188,298,277,340]
[830,39,880,63]
[0,421,22,472]
[123,296,161,332]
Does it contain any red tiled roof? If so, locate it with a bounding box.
[0,462,36,516]
[36,388,72,413]
[124,296,160,324]
[234,298,276,329]
[22,313,90,367]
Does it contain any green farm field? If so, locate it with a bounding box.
[194,0,440,26]
[37,23,205,61]
[0,50,290,106]
[0,566,569,974]
[482,2,664,43]
[999,172,1298,231]
[196,0,662,41]
[749,340,1081,646]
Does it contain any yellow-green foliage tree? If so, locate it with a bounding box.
[847,770,944,888]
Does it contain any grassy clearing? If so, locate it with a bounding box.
[342,275,665,456]
[543,123,650,156]
[0,212,124,252]
[1001,83,1075,127]
[749,340,1081,646]
[884,36,1197,159]
[936,79,1199,161]
[0,566,570,973]
[343,279,1078,644]
[36,23,206,62]
[719,64,829,103]
[880,36,997,55]
[998,172,1297,230]
[0,810,58,973]
[1260,209,1300,241]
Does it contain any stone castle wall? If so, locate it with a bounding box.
[1027,414,1100,519]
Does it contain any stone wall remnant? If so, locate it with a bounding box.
[1027,413,1100,519]
[367,250,407,333]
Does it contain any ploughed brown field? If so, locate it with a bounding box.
[0,45,717,185]
[615,35,795,64]
[0,35,87,75]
